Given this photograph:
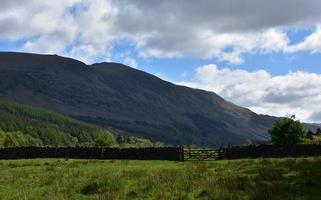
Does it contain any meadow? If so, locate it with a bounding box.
[0,157,321,200]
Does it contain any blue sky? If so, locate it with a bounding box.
[99,29,321,82]
[1,0,321,122]
[4,33,320,76]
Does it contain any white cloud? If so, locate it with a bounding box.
[134,29,291,64]
[259,29,290,52]
[218,50,244,65]
[122,56,138,68]
[177,64,321,122]
[67,44,110,64]
[288,26,321,53]
[1,0,321,63]
[0,0,117,63]
[154,72,166,80]
[0,0,79,40]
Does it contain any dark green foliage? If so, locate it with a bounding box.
[94,132,116,147]
[306,129,314,139]
[268,115,305,144]
[116,135,154,147]
[0,131,42,147]
[0,101,111,146]
[0,100,155,147]
[302,128,321,144]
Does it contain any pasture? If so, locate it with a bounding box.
[1,157,321,199]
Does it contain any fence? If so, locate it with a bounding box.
[1,145,321,161]
[222,144,321,159]
[0,146,182,161]
[184,144,321,160]
[183,148,222,161]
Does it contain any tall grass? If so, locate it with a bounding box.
[0,157,321,199]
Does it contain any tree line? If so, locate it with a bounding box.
[0,101,158,148]
[1,100,319,148]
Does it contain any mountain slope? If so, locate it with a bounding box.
[0,52,276,146]
[0,100,111,146]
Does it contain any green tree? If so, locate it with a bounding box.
[94,132,116,147]
[0,131,6,148]
[268,115,305,144]
[4,131,25,147]
[25,135,43,146]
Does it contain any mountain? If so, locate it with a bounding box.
[0,52,279,146]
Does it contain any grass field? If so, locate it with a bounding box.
[0,157,321,200]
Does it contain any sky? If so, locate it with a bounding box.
[1,0,321,122]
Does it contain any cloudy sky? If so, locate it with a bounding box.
[1,0,321,122]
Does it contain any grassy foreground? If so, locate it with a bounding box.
[0,157,321,200]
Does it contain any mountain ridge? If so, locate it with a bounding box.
[0,51,284,146]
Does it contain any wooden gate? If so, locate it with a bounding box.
[183,148,223,161]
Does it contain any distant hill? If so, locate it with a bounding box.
[0,52,287,146]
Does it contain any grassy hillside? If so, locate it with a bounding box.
[0,157,320,199]
[0,100,112,146]
[0,101,153,147]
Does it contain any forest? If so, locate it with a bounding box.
[0,101,154,148]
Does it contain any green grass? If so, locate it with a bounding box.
[1,157,321,200]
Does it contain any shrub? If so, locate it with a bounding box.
[0,130,43,147]
[94,132,116,147]
[268,115,305,144]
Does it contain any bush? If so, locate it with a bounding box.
[268,115,305,145]
[94,132,116,147]
[0,131,43,147]
[0,131,6,148]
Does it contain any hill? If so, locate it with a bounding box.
[0,52,279,146]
